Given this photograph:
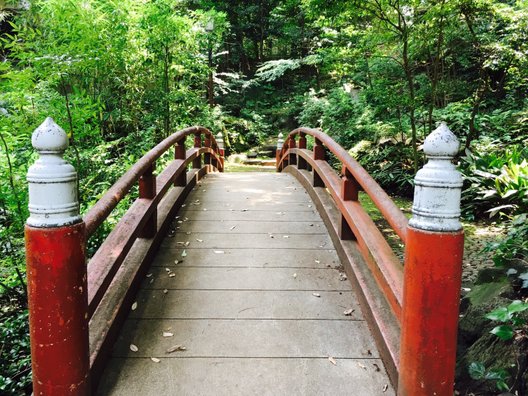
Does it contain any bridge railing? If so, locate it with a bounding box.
[24,119,224,395]
[276,124,464,396]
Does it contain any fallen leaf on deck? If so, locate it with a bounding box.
[186,231,191,235]
[293,273,297,278]
[162,332,174,337]
[315,260,320,264]
[169,273,176,278]
[166,345,186,353]
[196,239,203,243]
[181,250,187,257]
[163,289,168,294]
[146,273,152,278]
[184,242,190,247]
[283,235,289,238]
[373,363,380,372]
[230,225,236,230]
[382,385,388,392]
[358,363,367,370]
[343,308,354,316]
[131,302,138,311]
[129,344,138,352]
[328,357,337,365]
[214,250,224,254]
[312,293,321,298]
[165,268,171,272]
[151,357,160,363]
[174,260,179,265]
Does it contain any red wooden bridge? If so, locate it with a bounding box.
[25,119,464,395]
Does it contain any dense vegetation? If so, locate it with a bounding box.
[0,0,526,394]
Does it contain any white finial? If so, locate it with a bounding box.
[216,131,224,150]
[26,118,81,228]
[277,132,284,150]
[408,123,463,232]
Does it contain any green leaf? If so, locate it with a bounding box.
[486,307,510,322]
[507,300,528,314]
[490,325,514,340]
[468,362,485,380]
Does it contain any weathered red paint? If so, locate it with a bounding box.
[25,222,90,395]
[398,227,464,396]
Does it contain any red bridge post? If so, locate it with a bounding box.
[276,132,284,171]
[25,118,90,395]
[398,123,464,396]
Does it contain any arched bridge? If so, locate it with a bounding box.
[25,119,464,395]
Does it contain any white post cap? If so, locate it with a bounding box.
[277,132,284,150]
[408,122,463,232]
[26,117,81,228]
[216,131,224,150]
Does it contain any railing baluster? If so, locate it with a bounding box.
[174,138,187,186]
[312,138,325,187]
[139,162,157,238]
[340,166,358,240]
[288,134,297,166]
[297,132,307,170]
[204,134,212,169]
[216,132,225,170]
[193,131,202,169]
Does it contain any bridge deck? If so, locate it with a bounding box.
[96,172,395,395]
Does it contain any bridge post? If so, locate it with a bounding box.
[193,131,202,169]
[139,162,157,238]
[297,132,307,170]
[288,134,297,166]
[25,118,90,395]
[174,138,187,186]
[216,132,224,171]
[312,138,325,187]
[340,167,358,240]
[398,123,464,396]
[204,134,212,170]
[276,132,284,171]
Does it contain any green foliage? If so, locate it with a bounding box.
[468,362,510,392]
[486,299,528,341]
[484,214,528,267]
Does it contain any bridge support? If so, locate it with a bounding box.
[25,118,90,395]
[398,123,464,396]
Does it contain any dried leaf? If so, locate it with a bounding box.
[146,273,153,278]
[293,273,297,278]
[315,260,320,264]
[151,357,161,363]
[312,293,321,298]
[373,363,380,372]
[169,273,176,278]
[131,302,138,311]
[358,363,367,370]
[196,239,203,243]
[382,385,388,392]
[186,231,191,235]
[163,289,168,294]
[230,225,237,230]
[181,250,187,257]
[328,357,337,365]
[162,332,174,337]
[174,260,179,265]
[165,268,171,272]
[129,344,138,352]
[343,308,354,316]
[283,235,289,238]
[184,242,190,247]
[166,345,186,353]
[214,250,224,254]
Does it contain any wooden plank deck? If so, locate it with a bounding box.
[96,172,395,395]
